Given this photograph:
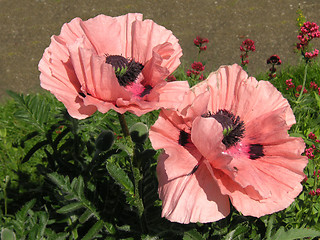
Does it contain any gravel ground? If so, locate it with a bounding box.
[1,0,320,101]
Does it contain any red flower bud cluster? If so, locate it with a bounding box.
[267,55,282,80]
[194,36,209,52]
[293,79,320,96]
[285,79,295,90]
[306,147,315,159]
[310,81,318,90]
[267,55,282,65]
[309,189,320,196]
[187,61,205,81]
[240,39,256,52]
[305,132,320,159]
[240,39,255,67]
[191,62,205,71]
[302,174,308,183]
[297,21,320,50]
[309,132,317,140]
[314,170,320,179]
[305,49,319,59]
[166,75,177,82]
[296,85,308,94]
[296,21,320,61]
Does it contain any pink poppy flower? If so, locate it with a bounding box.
[149,64,307,223]
[39,14,188,119]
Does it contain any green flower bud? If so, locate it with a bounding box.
[129,122,149,144]
[95,130,114,151]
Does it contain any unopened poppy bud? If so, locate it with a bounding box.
[130,122,149,144]
[95,130,114,151]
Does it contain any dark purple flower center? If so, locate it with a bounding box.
[105,55,144,87]
[202,109,245,149]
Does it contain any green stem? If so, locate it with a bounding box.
[117,113,130,137]
[296,63,308,103]
[4,187,7,216]
[314,162,319,191]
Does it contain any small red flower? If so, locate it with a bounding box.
[267,55,282,65]
[296,85,308,94]
[309,190,316,196]
[297,21,320,51]
[305,49,319,59]
[240,39,256,52]
[285,79,295,90]
[191,61,205,71]
[306,147,315,159]
[310,81,318,90]
[240,39,255,67]
[308,132,317,140]
[302,174,308,183]
[200,46,207,51]
[194,36,209,52]
[166,75,176,82]
[194,36,209,46]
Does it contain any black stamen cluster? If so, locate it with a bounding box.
[106,55,129,69]
[106,55,144,87]
[202,109,245,148]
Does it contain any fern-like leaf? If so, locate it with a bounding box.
[106,161,134,195]
[6,90,50,131]
[272,226,320,240]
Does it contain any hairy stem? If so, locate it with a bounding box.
[117,113,130,137]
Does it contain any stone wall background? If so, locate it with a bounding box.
[1,0,320,101]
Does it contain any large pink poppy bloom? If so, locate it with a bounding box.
[39,13,188,119]
[149,64,308,224]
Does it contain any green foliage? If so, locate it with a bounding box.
[0,199,69,239]
[1,52,320,239]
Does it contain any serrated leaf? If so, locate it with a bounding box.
[183,229,203,240]
[106,162,134,194]
[1,228,16,240]
[37,212,49,238]
[79,209,94,224]
[74,176,84,199]
[223,229,236,240]
[56,202,83,214]
[81,220,104,240]
[265,215,275,240]
[15,199,36,221]
[273,227,320,240]
[47,173,71,193]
